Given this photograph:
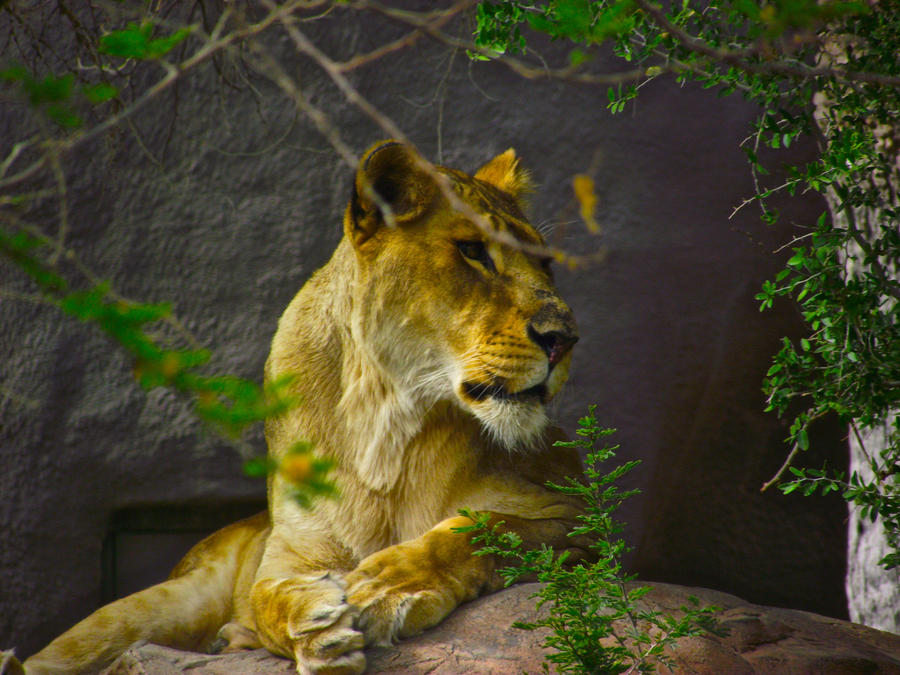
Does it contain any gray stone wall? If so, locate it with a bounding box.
[0,7,847,658]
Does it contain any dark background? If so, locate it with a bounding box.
[0,4,847,659]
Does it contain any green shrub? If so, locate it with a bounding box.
[458,406,721,674]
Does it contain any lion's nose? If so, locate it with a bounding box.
[527,319,579,366]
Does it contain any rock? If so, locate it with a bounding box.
[100,583,900,675]
[101,645,294,675]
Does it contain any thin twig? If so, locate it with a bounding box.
[761,440,802,493]
[0,2,303,191]
[267,1,602,265]
[760,411,828,492]
[0,138,38,179]
[336,0,471,73]
[849,419,879,483]
[47,148,69,267]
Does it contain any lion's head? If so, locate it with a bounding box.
[342,141,578,450]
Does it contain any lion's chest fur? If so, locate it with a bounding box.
[320,404,485,557]
[267,254,486,558]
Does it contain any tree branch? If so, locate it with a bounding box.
[632,0,900,88]
[262,0,604,266]
[0,2,307,191]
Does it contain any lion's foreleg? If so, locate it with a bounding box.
[250,531,365,675]
[343,511,593,647]
[343,515,497,647]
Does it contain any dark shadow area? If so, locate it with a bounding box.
[101,502,266,604]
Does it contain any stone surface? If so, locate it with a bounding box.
[99,583,900,675]
[1,2,849,660]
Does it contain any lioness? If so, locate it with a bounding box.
[12,141,586,675]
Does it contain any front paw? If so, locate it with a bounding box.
[292,576,366,675]
[292,624,365,675]
[257,572,366,675]
[344,546,458,647]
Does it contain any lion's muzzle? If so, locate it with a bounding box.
[527,301,578,368]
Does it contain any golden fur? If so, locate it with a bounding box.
[11,142,587,675]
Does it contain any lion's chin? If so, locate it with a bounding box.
[468,396,549,451]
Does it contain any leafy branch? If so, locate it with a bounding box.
[458,407,721,674]
[468,0,900,574]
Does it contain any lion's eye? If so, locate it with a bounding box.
[456,240,496,273]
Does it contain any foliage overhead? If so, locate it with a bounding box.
[473,0,900,569]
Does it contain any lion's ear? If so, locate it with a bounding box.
[346,140,436,247]
[474,148,533,207]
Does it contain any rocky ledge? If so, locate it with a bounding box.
[100,582,900,675]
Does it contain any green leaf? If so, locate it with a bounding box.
[83,82,118,104]
[146,27,192,59]
[0,64,28,83]
[46,104,82,129]
[99,23,154,58]
[99,22,190,60]
[243,456,276,478]
[23,73,74,105]
[781,481,801,495]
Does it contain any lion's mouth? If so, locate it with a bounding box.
[462,380,548,403]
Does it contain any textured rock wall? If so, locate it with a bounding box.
[0,6,847,658]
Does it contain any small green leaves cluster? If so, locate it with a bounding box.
[0,16,191,130]
[751,21,900,565]
[474,1,639,53]
[472,2,529,57]
[245,441,338,509]
[0,66,106,129]
[458,407,720,674]
[98,21,192,61]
